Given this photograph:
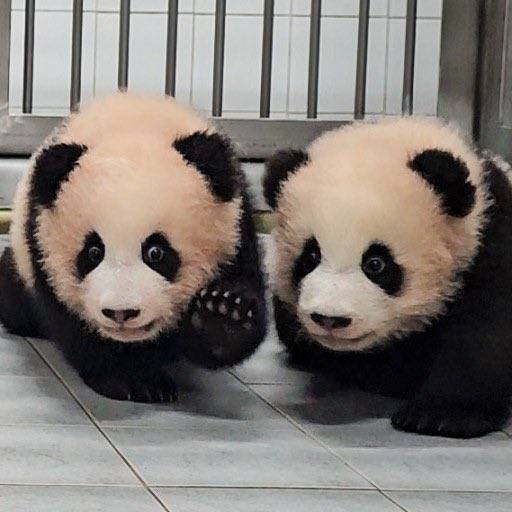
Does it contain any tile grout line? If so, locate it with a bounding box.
[24,337,172,512]
[228,374,412,511]
[227,371,382,491]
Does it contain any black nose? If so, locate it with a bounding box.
[102,308,140,323]
[310,313,352,329]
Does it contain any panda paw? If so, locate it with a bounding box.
[190,281,258,331]
[391,400,500,439]
[83,372,178,403]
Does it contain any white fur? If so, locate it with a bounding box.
[272,117,489,351]
[10,92,242,342]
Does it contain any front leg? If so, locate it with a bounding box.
[390,324,512,438]
[81,367,178,403]
[182,278,266,369]
[392,399,509,439]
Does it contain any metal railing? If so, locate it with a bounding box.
[0,0,476,158]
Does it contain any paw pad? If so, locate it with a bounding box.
[192,282,257,327]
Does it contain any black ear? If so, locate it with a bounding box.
[263,149,309,209]
[173,131,239,202]
[31,143,87,207]
[408,149,476,218]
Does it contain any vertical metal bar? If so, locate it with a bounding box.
[212,0,226,116]
[165,0,179,96]
[354,0,370,119]
[0,0,12,116]
[307,0,321,118]
[260,0,274,118]
[70,0,84,112]
[402,0,417,115]
[118,0,131,89]
[22,0,35,114]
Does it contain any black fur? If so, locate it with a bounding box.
[408,149,476,217]
[263,149,309,209]
[292,236,321,287]
[361,242,404,296]
[173,131,239,202]
[0,145,266,403]
[141,232,181,282]
[274,160,512,438]
[32,143,87,207]
[180,188,267,369]
[76,232,105,279]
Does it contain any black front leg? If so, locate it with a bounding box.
[81,364,178,403]
[391,321,512,438]
[181,275,266,369]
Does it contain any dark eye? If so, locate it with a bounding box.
[363,256,386,275]
[88,245,103,263]
[142,232,181,282]
[292,236,321,287]
[361,243,404,296]
[146,245,164,263]
[76,231,104,279]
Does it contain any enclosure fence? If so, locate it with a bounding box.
[0,0,478,158]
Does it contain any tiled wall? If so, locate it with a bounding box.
[8,0,443,118]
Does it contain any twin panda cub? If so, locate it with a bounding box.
[0,93,511,439]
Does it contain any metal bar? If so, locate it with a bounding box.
[22,0,35,114]
[0,115,345,158]
[401,0,417,115]
[260,0,274,118]
[70,0,84,111]
[307,0,321,118]
[354,0,370,119]
[212,0,226,116]
[165,0,179,96]
[118,0,131,89]
[0,0,12,117]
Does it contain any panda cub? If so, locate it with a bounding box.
[0,92,266,402]
[264,117,512,438]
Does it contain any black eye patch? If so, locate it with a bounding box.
[292,236,321,287]
[76,231,105,280]
[361,242,404,296]
[141,232,181,282]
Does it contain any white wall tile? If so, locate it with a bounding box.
[94,13,119,96]
[96,0,194,12]
[287,16,309,113]
[389,0,443,18]
[413,18,441,114]
[8,11,24,108]
[384,17,441,115]
[366,18,388,113]
[128,13,167,94]
[190,14,215,111]
[317,17,358,113]
[8,0,442,118]
[128,13,193,99]
[223,15,262,111]
[195,1,290,15]
[292,0,388,17]
[384,17,404,114]
[270,16,291,112]
[12,0,96,11]
[9,11,95,110]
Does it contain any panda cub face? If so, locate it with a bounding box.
[265,118,487,351]
[31,129,241,343]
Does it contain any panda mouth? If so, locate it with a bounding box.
[100,320,159,341]
[316,331,372,342]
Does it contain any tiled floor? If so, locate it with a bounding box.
[0,234,511,510]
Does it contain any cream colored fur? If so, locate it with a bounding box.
[272,117,489,351]
[10,92,241,341]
